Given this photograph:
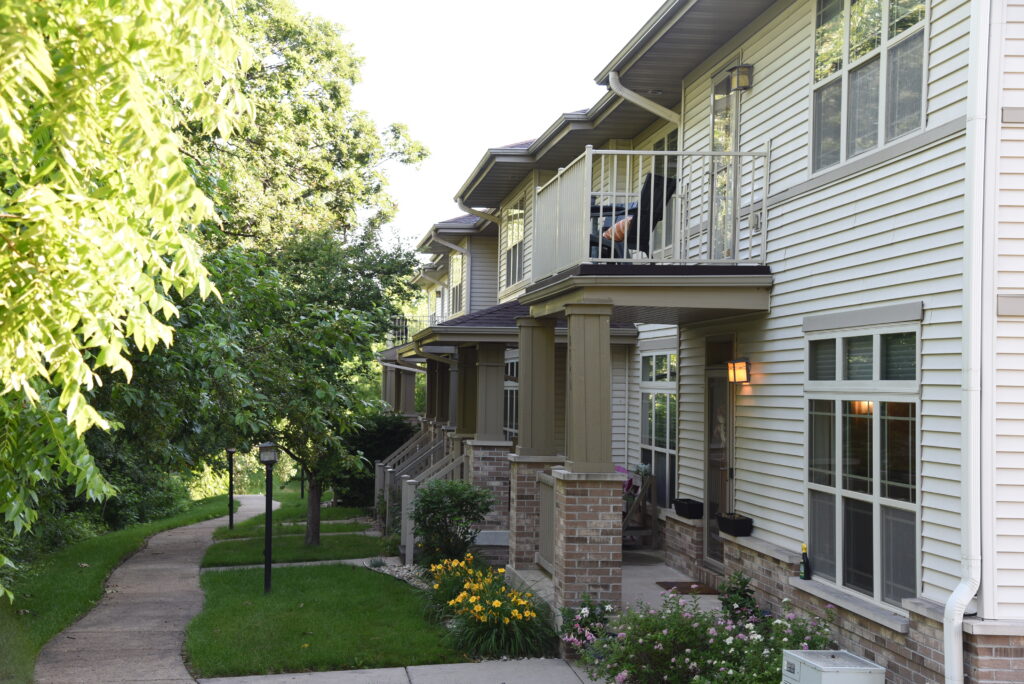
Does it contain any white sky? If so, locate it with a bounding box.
[292,0,664,248]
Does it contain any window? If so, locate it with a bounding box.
[503,360,519,441]
[448,252,464,315]
[805,328,918,607]
[812,0,926,171]
[503,198,525,288]
[650,131,680,256]
[640,351,678,508]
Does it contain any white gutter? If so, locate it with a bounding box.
[455,199,500,225]
[608,71,681,126]
[379,361,426,374]
[430,235,467,255]
[943,2,992,682]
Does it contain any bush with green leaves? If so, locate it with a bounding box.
[576,578,833,684]
[411,480,492,565]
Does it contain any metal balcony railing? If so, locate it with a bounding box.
[387,315,433,346]
[532,145,771,282]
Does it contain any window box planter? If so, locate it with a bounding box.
[716,512,753,537]
[672,498,703,519]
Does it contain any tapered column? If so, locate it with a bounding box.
[424,359,438,421]
[381,364,395,406]
[516,317,556,457]
[456,347,478,436]
[564,302,614,472]
[475,343,505,441]
[447,360,458,428]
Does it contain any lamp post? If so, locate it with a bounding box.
[258,442,279,594]
[226,448,236,530]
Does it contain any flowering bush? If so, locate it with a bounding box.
[577,584,833,683]
[560,594,615,651]
[427,555,557,657]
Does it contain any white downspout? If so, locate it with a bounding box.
[608,71,681,126]
[456,198,500,226]
[943,2,992,682]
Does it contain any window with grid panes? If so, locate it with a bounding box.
[503,360,519,441]
[503,198,525,288]
[640,351,678,508]
[805,327,918,607]
[649,130,679,256]
[812,0,925,171]
[448,252,464,315]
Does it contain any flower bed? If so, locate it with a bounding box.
[562,573,833,683]
[426,554,556,658]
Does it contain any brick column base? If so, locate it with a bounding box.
[508,455,565,568]
[965,633,1024,683]
[465,440,513,531]
[553,469,627,613]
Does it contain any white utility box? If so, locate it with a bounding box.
[781,650,886,684]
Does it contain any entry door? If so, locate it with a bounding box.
[704,369,731,568]
[709,72,739,261]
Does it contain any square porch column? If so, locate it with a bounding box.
[509,317,564,569]
[424,359,438,422]
[466,342,512,549]
[397,369,417,416]
[455,346,477,436]
[564,302,614,473]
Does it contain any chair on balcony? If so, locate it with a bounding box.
[589,172,677,260]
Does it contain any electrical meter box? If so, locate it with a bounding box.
[781,650,886,684]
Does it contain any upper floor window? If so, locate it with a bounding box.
[448,252,464,314]
[805,327,919,608]
[812,0,926,171]
[503,198,525,288]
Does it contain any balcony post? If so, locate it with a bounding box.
[581,146,593,265]
[564,302,614,473]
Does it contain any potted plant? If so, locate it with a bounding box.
[716,512,753,537]
[672,498,703,519]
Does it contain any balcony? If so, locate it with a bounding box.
[387,315,433,347]
[525,146,773,324]
[533,146,770,281]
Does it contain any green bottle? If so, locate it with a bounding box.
[799,543,812,580]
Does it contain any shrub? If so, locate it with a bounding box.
[577,588,833,683]
[442,562,556,658]
[411,480,492,565]
[338,412,416,506]
[560,594,615,652]
[718,571,759,623]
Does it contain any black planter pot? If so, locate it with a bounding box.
[716,513,753,537]
[672,498,704,519]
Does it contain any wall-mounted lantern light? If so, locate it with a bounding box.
[728,64,755,93]
[850,400,874,415]
[727,358,751,384]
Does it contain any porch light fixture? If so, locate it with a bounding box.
[727,358,751,384]
[728,64,754,93]
[850,400,874,415]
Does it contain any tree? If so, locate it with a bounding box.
[0,0,251,594]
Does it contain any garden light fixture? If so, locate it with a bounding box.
[258,442,278,593]
[226,448,236,529]
[258,441,279,465]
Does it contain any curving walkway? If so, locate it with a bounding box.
[34,495,270,684]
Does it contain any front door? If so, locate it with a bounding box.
[704,338,734,569]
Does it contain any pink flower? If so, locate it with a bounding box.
[615,671,629,684]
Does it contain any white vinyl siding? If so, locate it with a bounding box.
[990,0,1024,620]
[498,174,538,301]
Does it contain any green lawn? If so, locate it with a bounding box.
[213,520,369,540]
[215,480,365,540]
[202,532,382,567]
[185,564,464,677]
[0,495,236,684]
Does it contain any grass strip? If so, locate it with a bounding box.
[185,564,465,677]
[0,495,235,684]
[201,532,382,567]
[212,520,369,541]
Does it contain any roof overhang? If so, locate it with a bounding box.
[406,324,639,350]
[415,215,497,254]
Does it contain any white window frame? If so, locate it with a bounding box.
[503,360,519,442]
[502,196,526,291]
[809,0,929,173]
[448,252,465,316]
[803,323,922,610]
[639,350,679,509]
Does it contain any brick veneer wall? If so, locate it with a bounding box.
[964,634,1024,683]
[552,473,624,612]
[466,442,512,531]
[508,458,563,568]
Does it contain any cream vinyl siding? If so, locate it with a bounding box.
[469,235,498,313]
[927,0,971,127]
[991,0,1024,620]
[498,174,538,301]
[612,345,629,467]
[676,132,966,604]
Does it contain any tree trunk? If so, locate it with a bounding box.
[305,473,321,546]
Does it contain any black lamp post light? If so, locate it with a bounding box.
[258,441,279,594]
[226,448,236,530]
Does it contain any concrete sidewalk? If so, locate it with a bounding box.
[198,658,600,684]
[34,495,270,684]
